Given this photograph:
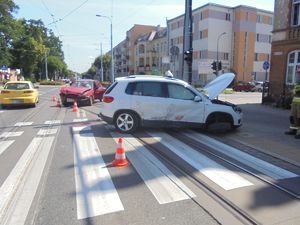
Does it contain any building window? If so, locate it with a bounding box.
[224,53,229,60]
[200,31,203,39]
[286,51,300,84]
[200,12,203,20]
[254,53,259,61]
[256,34,260,42]
[225,13,231,21]
[292,0,300,26]
[256,15,262,23]
[138,44,145,54]
[268,17,273,25]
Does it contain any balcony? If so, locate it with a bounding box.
[288,26,300,40]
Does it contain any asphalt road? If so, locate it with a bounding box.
[0,87,299,225]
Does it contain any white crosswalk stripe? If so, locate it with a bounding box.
[72,123,124,219]
[14,122,33,127]
[0,131,24,139]
[184,130,298,180]
[147,131,254,191]
[37,128,58,136]
[0,111,4,113]
[0,140,14,156]
[0,127,58,225]
[110,132,196,204]
[44,120,61,125]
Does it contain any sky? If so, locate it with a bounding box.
[13,0,275,73]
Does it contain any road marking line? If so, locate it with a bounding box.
[37,128,58,136]
[147,131,253,191]
[0,140,14,156]
[1,136,55,225]
[76,111,80,118]
[73,118,88,122]
[0,134,55,224]
[185,130,298,180]
[44,120,61,125]
[111,132,196,204]
[81,110,86,118]
[14,122,33,127]
[0,131,24,139]
[73,124,123,219]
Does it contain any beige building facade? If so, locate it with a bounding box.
[167,3,273,85]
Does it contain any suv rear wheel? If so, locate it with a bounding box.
[114,111,138,133]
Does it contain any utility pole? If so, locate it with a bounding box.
[96,14,114,82]
[44,50,48,80]
[182,0,193,84]
[100,42,104,82]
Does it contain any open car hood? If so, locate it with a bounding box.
[60,86,90,95]
[203,73,235,99]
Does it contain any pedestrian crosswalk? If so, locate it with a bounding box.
[73,124,124,219]
[0,124,59,225]
[0,118,299,223]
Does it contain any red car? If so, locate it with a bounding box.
[233,82,255,92]
[59,79,106,106]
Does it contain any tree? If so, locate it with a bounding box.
[0,0,18,65]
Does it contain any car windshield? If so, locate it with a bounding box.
[71,81,93,89]
[5,83,30,90]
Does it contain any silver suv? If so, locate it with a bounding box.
[99,73,242,133]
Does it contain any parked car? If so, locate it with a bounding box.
[99,73,242,133]
[251,81,268,92]
[59,79,106,106]
[0,81,39,108]
[233,81,255,92]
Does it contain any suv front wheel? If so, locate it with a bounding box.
[114,111,139,133]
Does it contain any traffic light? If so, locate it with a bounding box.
[184,49,193,62]
[211,61,217,71]
[217,61,222,70]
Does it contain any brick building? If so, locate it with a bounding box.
[269,0,300,99]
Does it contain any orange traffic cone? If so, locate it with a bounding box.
[52,96,57,102]
[73,101,78,112]
[56,99,61,107]
[111,137,129,168]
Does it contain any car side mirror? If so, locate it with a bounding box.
[194,96,201,102]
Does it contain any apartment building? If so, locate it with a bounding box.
[135,27,168,74]
[114,40,128,77]
[167,3,273,85]
[122,24,158,75]
[269,0,300,98]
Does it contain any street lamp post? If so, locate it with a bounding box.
[216,32,226,76]
[96,14,114,82]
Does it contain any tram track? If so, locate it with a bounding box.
[132,129,300,225]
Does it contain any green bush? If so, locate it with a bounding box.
[39,80,65,85]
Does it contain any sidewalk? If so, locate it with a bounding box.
[218,92,300,166]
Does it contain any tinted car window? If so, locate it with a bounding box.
[167,83,195,100]
[126,82,166,97]
[5,83,30,90]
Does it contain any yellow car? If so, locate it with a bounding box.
[0,81,39,108]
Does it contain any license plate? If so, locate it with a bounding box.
[12,99,24,104]
[66,98,75,103]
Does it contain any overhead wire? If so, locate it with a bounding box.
[48,0,90,25]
